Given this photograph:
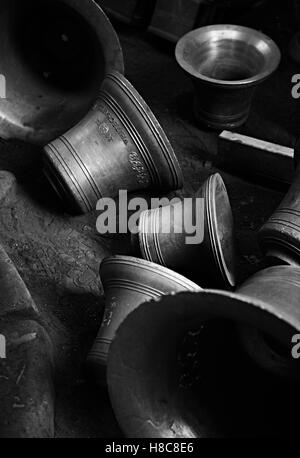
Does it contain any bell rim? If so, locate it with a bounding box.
[175,24,281,88]
[100,255,201,292]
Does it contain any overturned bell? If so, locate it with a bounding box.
[175,25,281,130]
[259,146,300,265]
[43,71,183,214]
[132,172,237,289]
[107,265,300,438]
[87,255,201,383]
[0,0,124,144]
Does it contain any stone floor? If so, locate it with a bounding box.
[0,7,299,436]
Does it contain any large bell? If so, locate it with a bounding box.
[107,266,300,438]
[87,255,201,384]
[0,0,124,144]
[132,172,237,289]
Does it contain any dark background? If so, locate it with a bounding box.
[0,0,299,436]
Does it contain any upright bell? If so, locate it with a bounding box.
[0,0,124,144]
[259,145,300,265]
[87,255,201,384]
[107,265,300,438]
[175,25,281,130]
[132,172,237,289]
[43,72,183,214]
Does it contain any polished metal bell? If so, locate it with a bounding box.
[107,265,300,438]
[175,25,281,130]
[259,146,300,265]
[43,72,183,214]
[0,0,123,144]
[133,172,237,289]
[87,255,201,383]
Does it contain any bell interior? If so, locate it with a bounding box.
[0,0,105,141]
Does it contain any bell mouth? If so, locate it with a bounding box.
[107,289,300,438]
[102,72,184,192]
[175,25,281,87]
[0,0,123,144]
[203,173,236,289]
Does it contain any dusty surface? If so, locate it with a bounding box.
[0,5,299,436]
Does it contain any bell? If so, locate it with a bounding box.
[132,172,237,289]
[107,265,300,438]
[87,255,201,383]
[259,145,300,266]
[0,0,124,144]
[175,25,281,130]
[43,71,183,214]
